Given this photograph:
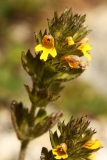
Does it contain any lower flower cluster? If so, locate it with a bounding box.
[52,138,101,160]
[47,116,101,160]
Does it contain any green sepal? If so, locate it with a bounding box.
[57,120,65,134]
[73,27,91,42]
[57,44,79,57]
[35,30,43,44]
[49,130,60,148]
[35,29,48,44]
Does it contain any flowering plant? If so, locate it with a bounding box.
[10,8,101,160]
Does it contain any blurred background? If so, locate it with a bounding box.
[0,0,107,160]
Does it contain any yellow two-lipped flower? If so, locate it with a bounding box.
[35,35,57,61]
[66,36,92,61]
[52,143,68,159]
[82,137,102,150]
[78,37,92,61]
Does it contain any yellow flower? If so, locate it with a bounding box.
[64,55,89,70]
[52,143,68,159]
[82,137,102,150]
[78,37,92,61]
[35,35,57,61]
[66,37,75,45]
[66,36,92,61]
[64,55,80,68]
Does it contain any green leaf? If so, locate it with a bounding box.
[11,100,29,140]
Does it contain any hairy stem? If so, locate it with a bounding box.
[18,140,29,160]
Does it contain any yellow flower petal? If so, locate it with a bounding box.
[78,44,92,61]
[78,44,92,51]
[54,154,68,159]
[39,47,57,61]
[40,51,49,61]
[50,48,57,57]
[83,138,101,150]
[35,44,43,52]
[82,50,92,61]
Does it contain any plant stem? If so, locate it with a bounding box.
[18,140,29,160]
[28,104,36,126]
